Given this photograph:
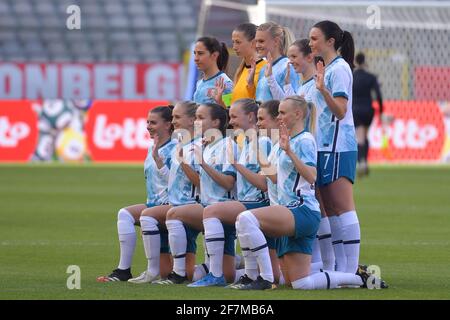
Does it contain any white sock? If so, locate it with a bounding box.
[329,215,347,272]
[202,233,210,266]
[117,208,136,270]
[192,263,209,282]
[166,219,187,277]
[140,216,161,277]
[234,268,246,282]
[311,237,323,273]
[291,271,362,290]
[236,219,258,280]
[340,211,361,274]
[203,217,225,277]
[238,211,273,282]
[317,217,335,271]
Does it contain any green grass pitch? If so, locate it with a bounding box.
[1,163,449,300]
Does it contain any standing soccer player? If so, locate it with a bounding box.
[309,20,360,274]
[229,23,267,103]
[193,37,233,107]
[255,22,299,102]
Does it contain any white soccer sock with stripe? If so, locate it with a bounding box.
[166,219,187,277]
[329,215,347,272]
[311,237,323,274]
[117,208,136,270]
[202,233,210,268]
[140,216,161,278]
[238,211,274,283]
[340,211,361,274]
[203,217,225,277]
[291,271,363,290]
[317,216,335,271]
[236,219,258,280]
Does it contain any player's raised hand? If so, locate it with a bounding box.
[226,138,236,165]
[279,122,291,153]
[264,52,273,78]
[315,59,325,92]
[175,134,184,163]
[284,62,291,85]
[151,134,160,160]
[213,77,226,104]
[192,144,203,165]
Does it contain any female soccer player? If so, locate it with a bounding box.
[229,23,267,103]
[235,96,375,290]
[309,20,360,274]
[187,98,279,288]
[127,101,204,284]
[255,22,299,102]
[193,36,233,107]
[158,103,239,285]
[97,106,176,282]
[267,39,316,101]
[267,39,335,271]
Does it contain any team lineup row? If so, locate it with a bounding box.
[97,20,388,290]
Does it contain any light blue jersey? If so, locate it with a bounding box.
[193,71,233,105]
[256,56,299,102]
[200,136,239,205]
[236,136,271,201]
[167,137,202,206]
[267,141,281,205]
[297,77,316,133]
[277,130,320,211]
[144,139,177,206]
[312,56,357,152]
[297,77,316,102]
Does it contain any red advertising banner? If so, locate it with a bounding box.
[0,63,183,100]
[368,101,446,162]
[1,99,449,163]
[84,100,167,162]
[0,101,38,162]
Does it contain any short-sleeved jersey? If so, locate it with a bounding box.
[312,56,357,152]
[267,141,281,205]
[193,71,233,105]
[144,139,177,206]
[297,77,316,102]
[277,131,319,211]
[236,136,271,201]
[256,56,299,102]
[297,77,317,134]
[200,136,239,205]
[231,59,267,103]
[168,137,202,206]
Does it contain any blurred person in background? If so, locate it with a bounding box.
[352,52,384,177]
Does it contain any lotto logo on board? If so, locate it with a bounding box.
[368,101,445,162]
[85,101,167,162]
[0,101,38,162]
